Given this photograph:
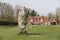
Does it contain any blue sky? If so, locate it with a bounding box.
[0,0,60,16]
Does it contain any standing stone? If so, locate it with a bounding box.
[18,6,27,34]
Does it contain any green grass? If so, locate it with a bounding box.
[0,25,60,40]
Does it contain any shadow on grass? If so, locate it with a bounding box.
[27,33,41,35]
[17,32,41,36]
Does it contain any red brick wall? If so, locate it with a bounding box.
[27,16,58,25]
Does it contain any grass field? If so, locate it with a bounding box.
[0,25,60,40]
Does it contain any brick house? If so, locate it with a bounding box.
[27,16,58,25]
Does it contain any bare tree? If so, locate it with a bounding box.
[48,12,54,21]
[0,3,13,22]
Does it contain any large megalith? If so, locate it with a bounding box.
[17,6,27,34]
